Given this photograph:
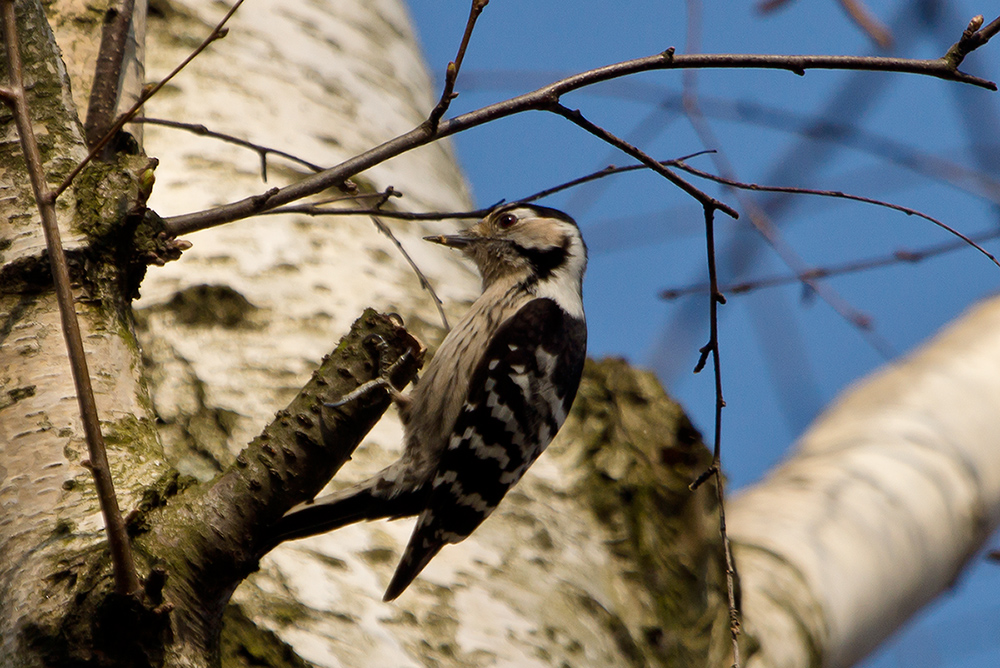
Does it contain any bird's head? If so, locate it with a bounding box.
[425,203,587,290]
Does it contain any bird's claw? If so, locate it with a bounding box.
[325,336,413,409]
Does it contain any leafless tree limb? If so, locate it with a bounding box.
[661,227,1000,299]
[134,116,326,179]
[426,0,490,131]
[368,188,452,331]
[838,0,893,48]
[675,160,1000,268]
[548,99,740,219]
[688,205,740,666]
[84,0,137,151]
[681,7,742,661]
[161,34,1000,237]
[680,17,891,358]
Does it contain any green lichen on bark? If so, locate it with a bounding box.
[220,604,314,668]
[72,156,148,241]
[565,358,734,666]
[103,414,167,464]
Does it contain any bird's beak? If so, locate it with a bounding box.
[423,233,476,249]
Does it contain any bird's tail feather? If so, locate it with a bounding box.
[382,535,444,602]
[273,479,423,543]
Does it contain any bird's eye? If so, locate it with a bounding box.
[497,213,518,229]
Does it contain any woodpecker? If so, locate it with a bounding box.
[274,203,587,601]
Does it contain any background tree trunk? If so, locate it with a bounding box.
[731,295,1000,668]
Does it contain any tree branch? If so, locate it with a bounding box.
[674,161,1000,268]
[268,202,490,221]
[162,39,999,237]
[837,0,893,49]
[548,100,740,219]
[141,311,422,653]
[84,0,137,151]
[679,36,892,358]
[661,227,1000,299]
[133,116,326,178]
[944,14,1000,69]
[426,0,490,131]
[688,205,741,666]
[519,150,717,202]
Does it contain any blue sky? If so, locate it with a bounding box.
[403,0,1000,665]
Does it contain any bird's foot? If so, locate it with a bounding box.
[326,335,412,408]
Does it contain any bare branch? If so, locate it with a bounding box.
[549,101,740,219]
[944,14,1000,68]
[837,0,893,49]
[520,150,717,202]
[84,0,137,151]
[269,203,490,221]
[662,227,1000,299]
[458,71,1000,203]
[0,0,139,596]
[680,39,890,356]
[687,206,740,666]
[146,312,423,652]
[163,41,999,236]
[674,161,1000,268]
[366,187,450,330]
[426,0,490,131]
[134,116,326,179]
[756,0,792,13]
[54,0,247,198]
[269,154,714,223]
[370,214,450,331]
[681,8,741,660]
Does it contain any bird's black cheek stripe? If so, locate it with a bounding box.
[513,242,569,280]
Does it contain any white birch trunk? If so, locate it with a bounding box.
[731,296,1000,667]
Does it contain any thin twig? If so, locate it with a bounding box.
[838,0,893,49]
[680,20,891,358]
[426,0,490,131]
[682,7,741,662]
[133,117,325,179]
[368,211,451,331]
[457,71,1000,203]
[270,203,490,221]
[54,0,246,198]
[688,206,740,667]
[271,154,718,223]
[0,0,139,596]
[756,0,792,12]
[84,0,137,150]
[674,161,1000,268]
[549,101,740,219]
[662,228,1000,299]
[269,186,487,220]
[944,15,1000,68]
[162,40,999,236]
[520,150,717,202]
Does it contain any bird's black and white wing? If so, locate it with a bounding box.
[383,297,586,601]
